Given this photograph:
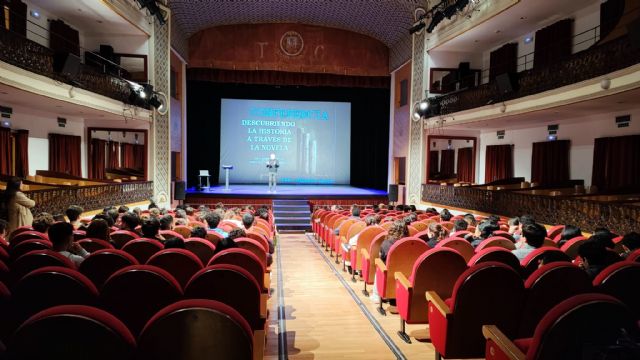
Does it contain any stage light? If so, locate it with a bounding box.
[427,11,445,33]
[443,5,457,19]
[419,100,429,111]
[409,20,426,34]
[455,0,470,11]
[413,111,421,120]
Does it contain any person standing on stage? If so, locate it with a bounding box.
[266,153,279,192]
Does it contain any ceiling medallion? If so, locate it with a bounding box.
[280,31,304,56]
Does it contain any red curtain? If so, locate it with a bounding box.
[0,128,10,175]
[485,144,514,183]
[14,130,29,178]
[108,141,120,169]
[48,133,81,177]
[428,150,439,176]
[121,143,134,168]
[592,135,640,192]
[89,138,106,179]
[133,144,145,170]
[440,149,455,178]
[534,19,573,69]
[531,140,570,185]
[457,147,474,183]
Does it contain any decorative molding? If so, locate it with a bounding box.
[407,31,426,205]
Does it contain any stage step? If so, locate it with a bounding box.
[273,199,311,232]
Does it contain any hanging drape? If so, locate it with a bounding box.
[14,130,29,178]
[440,149,455,178]
[456,147,474,183]
[121,143,134,168]
[108,141,120,169]
[48,133,81,177]
[592,135,640,192]
[428,150,439,176]
[89,138,106,179]
[531,140,570,185]
[534,19,573,69]
[489,43,518,81]
[485,144,514,183]
[0,128,11,175]
[133,144,145,170]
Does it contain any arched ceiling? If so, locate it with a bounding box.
[168,0,422,70]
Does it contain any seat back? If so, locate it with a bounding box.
[159,230,185,240]
[467,247,521,271]
[352,226,385,271]
[440,221,454,231]
[121,238,164,264]
[407,225,419,236]
[11,250,75,284]
[627,248,640,262]
[475,237,516,252]
[527,294,636,360]
[410,221,428,232]
[8,305,136,360]
[9,239,52,261]
[208,249,266,291]
[100,265,183,335]
[380,237,430,298]
[519,263,592,337]
[235,238,267,267]
[450,230,471,239]
[185,264,262,330]
[8,226,34,241]
[560,236,587,259]
[138,299,253,360]
[13,267,98,321]
[205,231,224,246]
[436,238,475,262]
[361,232,387,284]
[346,221,366,243]
[10,231,48,247]
[109,230,140,249]
[79,249,139,288]
[173,225,193,239]
[245,232,270,252]
[147,248,203,288]
[77,238,114,253]
[546,225,565,240]
[521,247,571,277]
[491,231,515,243]
[184,238,217,265]
[594,262,640,319]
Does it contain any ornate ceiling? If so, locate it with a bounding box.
[168,0,423,70]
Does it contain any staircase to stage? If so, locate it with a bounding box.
[273,199,311,232]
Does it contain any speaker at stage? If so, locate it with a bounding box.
[388,184,398,202]
[53,52,81,79]
[495,72,517,96]
[174,181,186,201]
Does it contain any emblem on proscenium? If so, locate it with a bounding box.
[280,31,304,56]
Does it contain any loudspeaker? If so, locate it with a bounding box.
[174,181,186,201]
[388,184,399,202]
[53,52,81,79]
[496,72,517,95]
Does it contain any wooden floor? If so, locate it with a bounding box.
[264,233,439,360]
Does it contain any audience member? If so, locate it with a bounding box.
[204,212,228,238]
[426,222,446,248]
[49,222,88,266]
[511,223,546,260]
[141,218,165,242]
[164,237,185,249]
[174,218,188,226]
[621,232,640,258]
[592,228,615,249]
[242,213,255,231]
[371,220,408,304]
[93,213,115,228]
[86,219,111,242]
[65,205,84,229]
[440,209,453,222]
[0,219,8,240]
[191,226,207,239]
[0,177,35,233]
[117,205,129,214]
[213,228,246,255]
[453,219,468,232]
[463,213,477,227]
[159,215,173,231]
[466,221,500,248]
[345,215,379,271]
[578,240,608,280]
[507,217,520,235]
[513,214,536,241]
[558,225,582,247]
[32,212,54,233]
[120,212,141,233]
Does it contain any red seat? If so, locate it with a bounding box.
[159,230,185,240]
[427,262,525,359]
[138,299,253,360]
[8,305,136,360]
[205,231,223,246]
[13,267,98,322]
[121,238,164,264]
[594,261,640,319]
[395,248,467,342]
[11,250,75,284]
[474,237,516,252]
[73,230,87,241]
[436,237,475,262]
[245,231,270,253]
[208,248,267,292]
[79,249,139,288]
[9,231,48,247]
[184,238,216,265]
[0,260,8,286]
[8,226,34,241]
[360,232,387,295]
[546,225,564,240]
[468,247,521,271]
[185,264,264,330]
[518,263,592,337]
[100,265,182,335]
[146,248,203,288]
[172,225,192,239]
[0,281,11,339]
[560,236,587,259]
[9,239,52,261]
[627,248,640,262]
[77,238,114,253]
[350,226,385,279]
[449,230,471,239]
[492,231,515,243]
[483,294,637,360]
[109,230,140,249]
[520,247,571,277]
[235,238,268,267]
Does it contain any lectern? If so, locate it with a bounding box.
[222,165,233,191]
[198,170,210,189]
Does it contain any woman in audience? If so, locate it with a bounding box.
[370,220,409,304]
[65,205,84,229]
[558,224,582,246]
[426,222,446,248]
[1,177,35,234]
[507,217,520,235]
[463,213,477,227]
[86,219,112,242]
[465,221,500,247]
[578,239,608,280]
[511,223,546,260]
[32,212,55,233]
[213,228,246,255]
[141,217,165,242]
[440,209,453,222]
[49,221,89,266]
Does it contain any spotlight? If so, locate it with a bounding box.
[409,21,426,34]
[455,0,470,11]
[419,100,429,111]
[427,11,445,33]
[443,5,457,19]
[135,0,167,26]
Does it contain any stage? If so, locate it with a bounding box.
[185,184,389,206]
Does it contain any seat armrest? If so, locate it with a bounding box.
[394,272,411,290]
[482,325,525,360]
[426,291,451,316]
[260,293,268,318]
[375,258,387,272]
[361,248,370,260]
[253,330,265,360]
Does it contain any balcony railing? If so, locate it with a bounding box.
[0,28,139,106]
[422,184,640,234]
[26,181,153,216]
[431,35,640,116]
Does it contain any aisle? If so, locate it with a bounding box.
[264,233,436,360]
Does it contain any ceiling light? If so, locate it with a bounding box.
[409,21,426,34]
[524,35,534,44]
[29,10,40,19]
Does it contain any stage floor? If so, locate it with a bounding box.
[186,184,387,199]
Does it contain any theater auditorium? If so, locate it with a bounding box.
[0,0,639,359]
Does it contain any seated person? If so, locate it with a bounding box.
[511,223,546,260]
[440,209,453,222]
[465,220,500,248]
[141,218,165,242]
[159,215,173,231]
[164,237,185,249]
[86,219,112,243]
[453,219,468,232]
[592,227,615,249]
[0,219,8,241]
[463,213,477,227]
[371,220,408,304]
[426,222,446,248]
[191,226,207,239]
[621,232,640,258]
[344,215,379,272]
[204,211,228,238]
[241,212,255,231]
[49,222,89,266]
[334,205,361,235]
[507,217,520,235]
[558,225,582,247]
[32,212,54,233]
[213,228,246,255]
[120,212,140,233]
[513,214,536,242]
[92,213,115,228]
[118,205,129,214]
[578,239,608,280]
